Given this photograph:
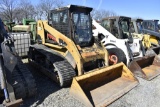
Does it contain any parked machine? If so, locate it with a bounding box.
[28,5,139,107]
[3,20,15,32]
[92,16,160,80]
[131,19,160,50]
[12,18,37,43]
[142,20,160,34]
[4,19,35,57]
[93,16,145,65]
[0,18,36,107]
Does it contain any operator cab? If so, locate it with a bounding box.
[101,16,132,39]
[142,20,160,33]
[48,5,93,47]
[131,19,143,34]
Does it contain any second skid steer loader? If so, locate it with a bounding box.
[28,5,139,107]
[93,16,160,80]
[93,16,145,65]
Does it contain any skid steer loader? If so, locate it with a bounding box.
[92,16,160,80]
[93,16,145,65]
[28,5,139,107]
[0,18,37,107]
[131,19,160,55]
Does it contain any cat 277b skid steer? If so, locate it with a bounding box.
[28,5,138,107]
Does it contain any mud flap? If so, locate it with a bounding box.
[129,55,160,80]
[70,63,139,107]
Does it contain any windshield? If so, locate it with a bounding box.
[72,12,92,46]
[119,20,130,39]
[137,22,143,33]
[120,21,129,32]
[130,22,135,33]
[155,21,159,32]
[101,20,110,31]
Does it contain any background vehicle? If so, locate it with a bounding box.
[28,5,139,107]
[131,19,160,56]
[92,16,160,80]
[131,19,160,49]
[3,20,15,32]
[93,16,144,65]
[0,18,36,107]
[4,19,35,57]
[11,19,37,43]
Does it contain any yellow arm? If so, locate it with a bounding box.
[37,20,84,75]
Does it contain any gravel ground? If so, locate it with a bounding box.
[21,59,160,107]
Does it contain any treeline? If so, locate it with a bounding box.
[0,0,117,22]
[0,0,64,22]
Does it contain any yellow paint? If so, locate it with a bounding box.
[37,20,109,76]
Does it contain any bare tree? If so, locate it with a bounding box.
[13,8,24,22]
[37,0,64,19]
[55,0,64,8]
[18,0,36,19]
[34,4,44,20]
[91,9,117,21]
[0,0,19,22]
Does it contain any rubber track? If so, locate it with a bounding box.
[30,44,76,87]
[54,60,76,86]
[12,58,37,99]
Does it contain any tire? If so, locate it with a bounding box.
[107,48,127,65]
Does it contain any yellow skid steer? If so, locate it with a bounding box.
[28,5,139,107]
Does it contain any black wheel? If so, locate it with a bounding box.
[107,48,127,65]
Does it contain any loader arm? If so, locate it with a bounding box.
[37,20,84,75]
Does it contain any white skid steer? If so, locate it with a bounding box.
[92,17,160,80]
